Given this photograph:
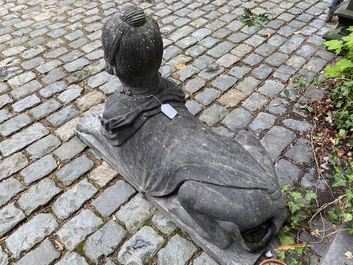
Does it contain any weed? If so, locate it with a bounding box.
[240,8,269,28]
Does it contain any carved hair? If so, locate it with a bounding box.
[102,5,163,81]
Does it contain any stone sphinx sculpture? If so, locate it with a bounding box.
[76,4,287,263]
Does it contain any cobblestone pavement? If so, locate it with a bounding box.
[0,0,342,264]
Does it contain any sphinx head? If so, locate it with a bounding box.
[102,5,163,88]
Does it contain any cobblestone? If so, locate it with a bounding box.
[25,135,61,161]
[116,194,156,233]
[6,213,58,258]
[158,234,197,265]
[56,155,94,186]
[84,220,127,263]
[21,154,58,185]
[57,209,103,251]
[16,239,60,265]
[53,136,86,163]
[199,104,229,127]
[118,226,164,265]
[0,178,24,207]
[52,179,97,220]
[18,178,62,215]
[92,180,136,218]
[47,105,80,128]
[0,114,32,137]
[0,123,48,157]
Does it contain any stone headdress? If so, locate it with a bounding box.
[101,5,163,82]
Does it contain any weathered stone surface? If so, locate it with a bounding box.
[58,85,83,104]
[56,155,94,186]
[16,239,60,265]
[21,154,57,185]
[261,126,296,161]
[242,93,268,112]
[116,194,156,233]
[55,253,88,265]
[84,220,127,262]
[92,180,136,217]
[218,89,247,108]
[28,99,62,120]
[76,90,105,110]
[282,119,312,133]
[18,179,62,215]
[55,117,80,141]
[12,94,41,113]
[258,80,285,97]
[285,138,312,163]
[52,179,97,220]
[0,114,32,137]
[0,152,28,181]
[0,177,25,207]
[0,203,26,238]
[88,161,118,188]
[157,235,197,265]
[118,226,164,265]
[47,105,80,128]
[56,209,103,251]
[249,112,276,133]
[275,159,301,187]
[199,104,229,127]
[151,211,177,235]
[53,136,86,163]
[195,88,221,106]
[25,134,61,161]
[0,123,48,157]
[6,213,58,258]
[222,107,253,130]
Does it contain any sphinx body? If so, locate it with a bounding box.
[76,4,287,253]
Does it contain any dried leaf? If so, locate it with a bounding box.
[294,30,302,35]
[54,239,65,251]
[172,73,180,79]
[345,251,353,260]
[176,63,186,70]
[274,244,306,252]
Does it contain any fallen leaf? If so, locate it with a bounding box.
[307,65,313,71]
[311,229,320,237]
[274,244,306,252]
[54,239,65,251]
[345,251,353,260]
[176,63,186,70]
[294,30,302,35]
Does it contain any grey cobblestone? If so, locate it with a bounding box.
[242,93,269,112]
[92,180,136,218]
[194,253,219,265]
[16,239,60,265]
[249,112,277,133]
[0,123,48,157]
[39,81,67,98]
[285,138,312,163]
[212,75,237,92]
[29,99,62,121]
[0,178,25,207]
[195,88,221,106]
[0,203,26,238]
[58,85,83,104]
[11,80,42,100]
[21,154,57,185]
[0,114,32,137]
[55,117,80,141]
[76,90,105,110]
[47,105,80,128]
[53,136,86,163]
[185,100,203,116]
[235,76,260,95]
[6,213,58,258]
[18,178,62,215]
[55,253,88,265]
[158,234,197,265]
[56,209,103,251]
[52,179,97,220]
[12,94,40,113]
[116,194,156,233]
[275,159,301,187]
[118,226,164,265]
[151,211,177,235]
[258,80,285,98]
[222,107,253,130]
[261,126,296,161]
[56,155,94,186]
[26,135,61,161]
[199,104,229,127]
[84,220,127,263]
[0,246,8,265]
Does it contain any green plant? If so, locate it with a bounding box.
[282,185,318,231]
[240,8,269,28]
